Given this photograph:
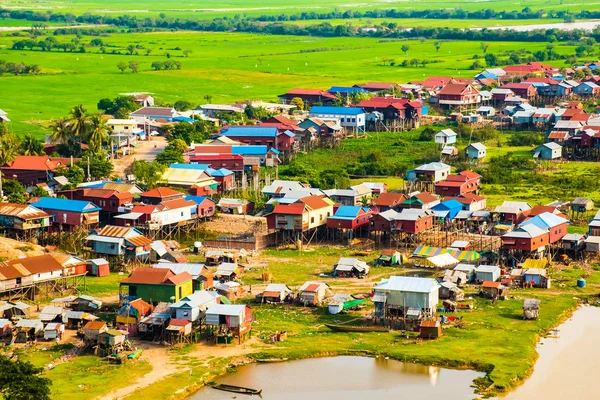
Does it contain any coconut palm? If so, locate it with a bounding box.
[49,117,72,144]
[69,104,89,140]
[87,113,109,154]
[21,133,44,156]
[0,133,21,166]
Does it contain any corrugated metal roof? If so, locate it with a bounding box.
[475,265,500,273]
[31,197,101,213]
[94,225,136,238]
[374,276,440,293]
[0,203,49,220]
[221,126,278,138]
[310,106,364,116]
[206,304,246,316]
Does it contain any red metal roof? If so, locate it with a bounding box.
[141,187,183,198]
[3,156,68,171]
[166,271,192,285]
[263,291,283,298]
[81,188,118,199]
[304,283,320,292]
[439,83,478,96]
[482,281,501,288]
[372,192,406,207]
[121,268,179,285]
[285,88,336,98]
[272,203,305,215]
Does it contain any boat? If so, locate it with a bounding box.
[325,324,390,333]
[211,383,263,396]
[128,348,143,359]
[257,358,288,363]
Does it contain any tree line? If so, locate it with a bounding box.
[0,59,40,75]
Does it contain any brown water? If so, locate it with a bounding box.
[190,356,484,400]
[505,305,600,400]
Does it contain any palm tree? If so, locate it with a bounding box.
[87,113,108,154]
[49,117,72,144]
[21,133,44,156]
[0,133,21,166]
[69,104,89,140]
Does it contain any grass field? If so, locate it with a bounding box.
[0,30,577,136]
[0,0,591,19]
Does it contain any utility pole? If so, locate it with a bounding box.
[87,156,91,182]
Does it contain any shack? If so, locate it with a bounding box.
[0,319,12,338]
[168,290,219,322]
[39,306,64,323]
[419,319,442,339]
[298,281,330,306]
[453,264,476,282]
[214,263,240,282]
[376,249,402,266]
[443,270,468,286]
[71,295,103,312]
[475,265,501,283]
[63,310,98,329]
[87,258,110,277]
[14,319,43,343]
[205,304,252,344]
[260,283,292,304]
[0,301,30,319]
[154,262,214,290]
[43,322,64,341]
[523,268,550,288]
[480,281,508,299]
[97,329,127,355]
[116,298,153,334]
[373,276,440,320]
[83,320,108,342]
[214,281,244,301]
[165,319,193,344]
[523,299,540,320]
[438,281,464,301]
[333,257,370,278]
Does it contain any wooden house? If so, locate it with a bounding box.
[562,233,585,251]
[267,195,334,232]
[0,301,30,319]
[419,319,442,339]
[451,193,487,212]
[87,258,110,277]
[434,170,481,197]
[205,304,252,344]
[119,268,193,304]
[475,265,501,283]
[534,142,562,160]
[370,209,403,233]
[465,143,486,160]
[279,88,336,106]
[216,198,253,215]
[154,263,213,291]
[63,310,97,329]
[43,322,64,341]
[500,83,537,99]
[30,197,100,230]
[65,188,134,215]
[434,129,457,145]
[14,319,43,343]
[409,162,451,183]
[214,281,244,301]
[501,224,549,252]
[523,268,549,288]
[585,236,600,252]
[333,257,370,278]
[572,198,594,214]
[86,226,152,260]
[83,320,108,342]
[521,212,568,244]
[399,192,440,210]
[432,199,463,222]
[326,206,372,230]
[480,281,509,299]
[298,281,330,306]
[494,201,531,225]
[0,203,51,233]
[140,187,184,205]
[185,196,216,218]
[370,192,406,212]
[214,263,241,282]
[396,209,434,234]
[373,276,440,317]
[0,319,12,338]
[0,156,73,186]
[437,84,480,108]
[116,298,153,335]
[169,290,220,322]
[260,283,292,303]
[39,306,64,323]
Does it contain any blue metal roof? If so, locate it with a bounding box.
[170,163,210,170]
[330,206,368,219]
[327,86,367,94]
[310,106,365,116]
[231,145,268,155]
[433,199,463,211]
[209,168,233,177]
[32,197,101,213]
[172,116,194,122]
[521,212,567,229]
[475,71,498,80]
[221,126,277,138]
[185,195,215,205]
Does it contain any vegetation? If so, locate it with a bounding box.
[0,354,51,400]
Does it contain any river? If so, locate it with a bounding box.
[504,305,600,400]
[190,356,484,400]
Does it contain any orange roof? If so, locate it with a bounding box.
[420,319,440,328]
[299,195,330,210]
[160,199,197,210]
[83,321,107,330]
[121,268,189,285]
[482,281,501,288]
[263,291,283,298]
[132,204,163,214]
[272,203,305,215]
[548,131,570,139]
[141,187,183,198]
[372,192,406,207]
[129,298,153,315]
[439,83,478,96]
[304,283,320,292]
[3,156,66,171]
[458,170,481,180]
[82,188,118,199]
[414,192,437,203]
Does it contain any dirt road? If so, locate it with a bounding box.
[112,137,167,177]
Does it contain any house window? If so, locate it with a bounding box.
[319,214,323,221]
[311,217,314,223]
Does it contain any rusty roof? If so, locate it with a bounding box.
[126,235,153,247]
[141,187,183,198]
[0,203,50,220]
[166,271,192,285]
[299,195,330,211]
[160,199,197,210]
[83,321,107,330]
[121,268,190,285]
[482,281,501,288]
[81,188,118,199]
[304,283,320,292]
[94,225,135,238]
[2,254,65,277]
[420,319,440,328]
[129,298,153,315]
[371,193,406,207]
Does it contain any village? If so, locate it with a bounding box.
[0,59,600,399]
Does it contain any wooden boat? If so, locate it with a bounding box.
[257,358,288,363]
[211,383,262,396]
[325,324,390,333]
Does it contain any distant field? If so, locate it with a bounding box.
[0,18,67,27]
[283,18,567,29]
[0,30,576,136]
[0,0,591,19]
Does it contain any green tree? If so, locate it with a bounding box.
[117,61,127,74]
[131,160,166,189]
[155,148,184,165]
[0,133,20,165]
[434,41,442,53]
[480,42,489,53]
[21,133,44,156]
[30,185,50,198]
[55,164,85,187]
[484,53,498,67]
[401,44,410,56]
[290,97,304,111]
[77,153,114,180]
[87,113,108,154]
[2,179,26,202]
[0,354,52,400]
[127,44,135,55]
[183,49,192,57]
[49,117,72,144]
[169,138,189,153]
[173,99,193,111]
[69,104,89,140]
[128,61,139,73]
[203,94,213,104]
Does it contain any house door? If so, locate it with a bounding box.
[129,286,137,296]
[178,286,182,299]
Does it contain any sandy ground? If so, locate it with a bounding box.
[112,136,167,176]
[0,236,46,259]
[203,214,267,235]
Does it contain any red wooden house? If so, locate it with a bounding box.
[29,197,101,230]
[188,154,245,172]
[500,83,537,99]
[520,212,568,244]
[326,206,372,230]
[1,156,74,186]
[437,84,480,108]
[501,224,549,252]
[140,187,184,205]
[434,170,481,197]
[494,201,532,225]
[370,192,407,212]
[396,209,434,234]
[62,188,133,214]
[357,97,423,122]
[279,88,336,106]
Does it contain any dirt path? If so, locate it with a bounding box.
[97,345,179,400]
[112,136,167,176]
